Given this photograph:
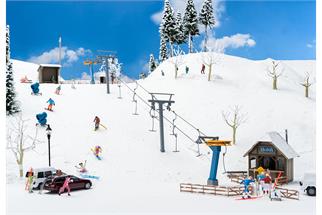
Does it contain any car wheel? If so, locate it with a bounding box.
[84,182,91,189]
[306,186,316,196]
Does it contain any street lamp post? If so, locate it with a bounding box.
[46,125,52,167]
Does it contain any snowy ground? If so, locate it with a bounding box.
[7,54,316,215]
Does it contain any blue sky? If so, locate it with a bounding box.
[7,0,316,80]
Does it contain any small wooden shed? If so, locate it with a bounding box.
[243,131,299,182]
[38,64,61,83]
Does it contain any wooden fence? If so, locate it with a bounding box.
[275,187,299,200]
[275,176,288,186]
[180,183,244,197]
[226,171,247,184]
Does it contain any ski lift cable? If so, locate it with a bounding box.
[117,77,198,145]
[128,78,208,137]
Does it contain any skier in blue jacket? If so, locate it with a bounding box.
[240,176,255,198]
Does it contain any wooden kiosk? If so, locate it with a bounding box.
[243,131,299,182]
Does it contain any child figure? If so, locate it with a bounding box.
[55,85,61,95]
[75,160,87,173]
[46,98,55,111]
[93,116,100,131]
[58,176,72,196]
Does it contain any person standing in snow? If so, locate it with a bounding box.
[263,172,272,194]
[25,168,34,192]
[185,66,189,74]
[201,64,205,74]
[58,176,72,196]
[55,85,61,95]
[93,116,100,131]
[46,98,55,111]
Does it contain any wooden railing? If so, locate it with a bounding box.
[226,171,247,184]
[180,183,244,197]
[275,187,299,200]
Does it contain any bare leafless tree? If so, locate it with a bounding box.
[222,106,247,145]
[168,50,185,79]
[7,115,43,177]
[200,51,222,81]
[267,61,283,90]
[300,72,313,98]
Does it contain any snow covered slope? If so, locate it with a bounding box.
[7,54,315,215]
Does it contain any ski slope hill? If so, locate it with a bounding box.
[6,54,315,215]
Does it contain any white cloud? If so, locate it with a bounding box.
[306,44,313,48]
[204,33,256,52]
[28,46,91,66]
[151,0,225,28]
[306,40,315,48]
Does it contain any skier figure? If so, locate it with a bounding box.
[25,168,34,192]
[185,66,189,74]
[46,98,55,111]
[58,176,72,196]
[201,64,205,74]
[161,70,165,76]
[55,85,61,95]
[93,116,100,131]
[93,145,102,157]
[75,160,87,173]
[240,176,255,199]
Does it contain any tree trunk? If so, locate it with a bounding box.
[188,32,192,53]
[273,77,277,90]
[204,25,208,52]
[170,42,174,57]
[18,162,23,177]
[305,86,309,98]
[208,64,212,81]
[232,126,236,145]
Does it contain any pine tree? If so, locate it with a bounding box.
[159,36,168,62]
[6,25,20,115]
[174,11,186,48]
[199,0,215,52]
[183,0,199,53]
[149,54,157,74]
[159,0,177,57]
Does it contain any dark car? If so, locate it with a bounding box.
[43,175,92,192]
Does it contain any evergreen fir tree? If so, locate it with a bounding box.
[149,54,157,74]
[199,0,216,51]
[183,0,199,53]
[159,0,177,57]
[6,25,20,115]
[159,36,168,62]
[174,11,186,47]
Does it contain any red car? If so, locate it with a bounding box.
[43,175,92,192]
